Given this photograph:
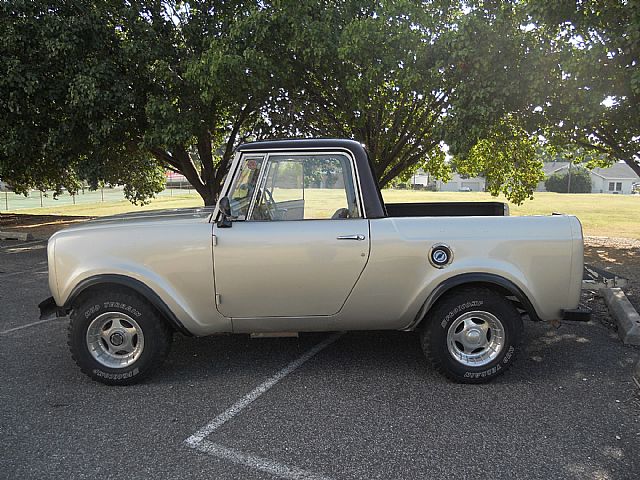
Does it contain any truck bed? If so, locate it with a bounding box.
[385,201,508,217]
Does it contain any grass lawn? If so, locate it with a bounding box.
[6,189,640,239]
[382,190,640,239]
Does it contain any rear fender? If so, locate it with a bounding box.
[410,273,540,330]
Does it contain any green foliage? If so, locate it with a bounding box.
[521,0,640,177]
[455,121,545,204]
[259,0,461,189]
[545,167,592,194]
[0,0,284,205]
[5,0,633,207]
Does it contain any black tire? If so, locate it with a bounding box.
[68,288,173,385]
[420,287,523,384]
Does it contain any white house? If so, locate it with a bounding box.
[537,161,640,194]
[437,173,486,192]
[410,170,486,192]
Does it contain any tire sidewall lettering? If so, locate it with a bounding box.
[92,368,140,380]
[440,300,484,329]
[503,345,515,364]
[83,302,142,319]
[102,302,142,317]
[461,346,514,379]
[463,363,502,379]
[84,304,101,319]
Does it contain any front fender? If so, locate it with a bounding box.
[62,274,193,335]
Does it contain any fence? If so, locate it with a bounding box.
[0,185,195,212]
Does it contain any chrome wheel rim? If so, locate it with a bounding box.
[447,311,505,367]
[86,312,144,368]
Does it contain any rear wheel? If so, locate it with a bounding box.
[420,287,523,383]
[68,289,173,385]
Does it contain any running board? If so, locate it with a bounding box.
[250,332,299,338]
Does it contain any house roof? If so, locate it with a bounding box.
[543,161,639,180]
[590,162,640,180]
[543,162,569,175]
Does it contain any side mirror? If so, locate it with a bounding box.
[217,196,233,228]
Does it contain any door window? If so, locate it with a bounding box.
[227,156,264,220]
[248,154,361,221]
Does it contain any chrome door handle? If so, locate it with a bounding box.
[337,234,366,241]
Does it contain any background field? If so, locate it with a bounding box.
[2,188,638,239]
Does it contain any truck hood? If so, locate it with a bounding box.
[58,207,214,233]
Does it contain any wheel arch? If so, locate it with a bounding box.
[411,273,540,330]
[64,274,192,336]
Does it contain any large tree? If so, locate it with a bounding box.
[6,0,630,208]
[258,0,557,203]
[0,0,285,205]
[259,0,459,187]
[0,0,166,201]
[525,0,640,176]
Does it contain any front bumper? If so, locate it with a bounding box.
[38,297,68,320]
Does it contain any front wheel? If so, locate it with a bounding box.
[420,287,523,383]
[68,289,173,385]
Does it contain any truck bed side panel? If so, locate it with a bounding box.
[338,215,580,329]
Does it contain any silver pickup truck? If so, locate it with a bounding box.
[40,139,588,385]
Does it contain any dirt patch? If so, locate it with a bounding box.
[581,289,617,332]
[0,213,92,239]
[584,236,640,314]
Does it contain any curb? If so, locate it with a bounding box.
[0,230,33,241]
[603,288,640,345]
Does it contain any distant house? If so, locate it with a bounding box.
[0,179,9,192]
[437,173,486,192]
[537,162,640,194]
[410,170,486,192]
[165,171,189,187]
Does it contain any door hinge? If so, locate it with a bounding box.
[215,293,221,305]
[212,235,217,246]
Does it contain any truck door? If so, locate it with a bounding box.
[213,151,369,318]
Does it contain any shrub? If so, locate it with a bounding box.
[545,168,592,193]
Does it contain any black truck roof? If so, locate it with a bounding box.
[237,139,387,218]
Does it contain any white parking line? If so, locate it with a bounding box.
[0,317,62,335]
[0,260,48,278]
[0,239,45,250]
[185,332,343,479]
[0,268,47,278]
[193,440,332,480]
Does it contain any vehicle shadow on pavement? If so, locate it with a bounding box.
[0,214,92,238]
[153,321,638,388]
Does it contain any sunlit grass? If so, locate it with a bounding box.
[7,193,203,217]
[382,190,640,239]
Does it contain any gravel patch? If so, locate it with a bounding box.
[584,236,640,314]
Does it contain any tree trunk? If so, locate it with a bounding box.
[150,145,227,207]
[624,159,640,178]
[201,189,218,206]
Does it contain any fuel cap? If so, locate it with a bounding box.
[429,244,453,268]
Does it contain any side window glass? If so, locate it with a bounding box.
[250,154,360,221]
[227,156,264,220]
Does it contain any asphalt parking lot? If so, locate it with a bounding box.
[1,238,639,479]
